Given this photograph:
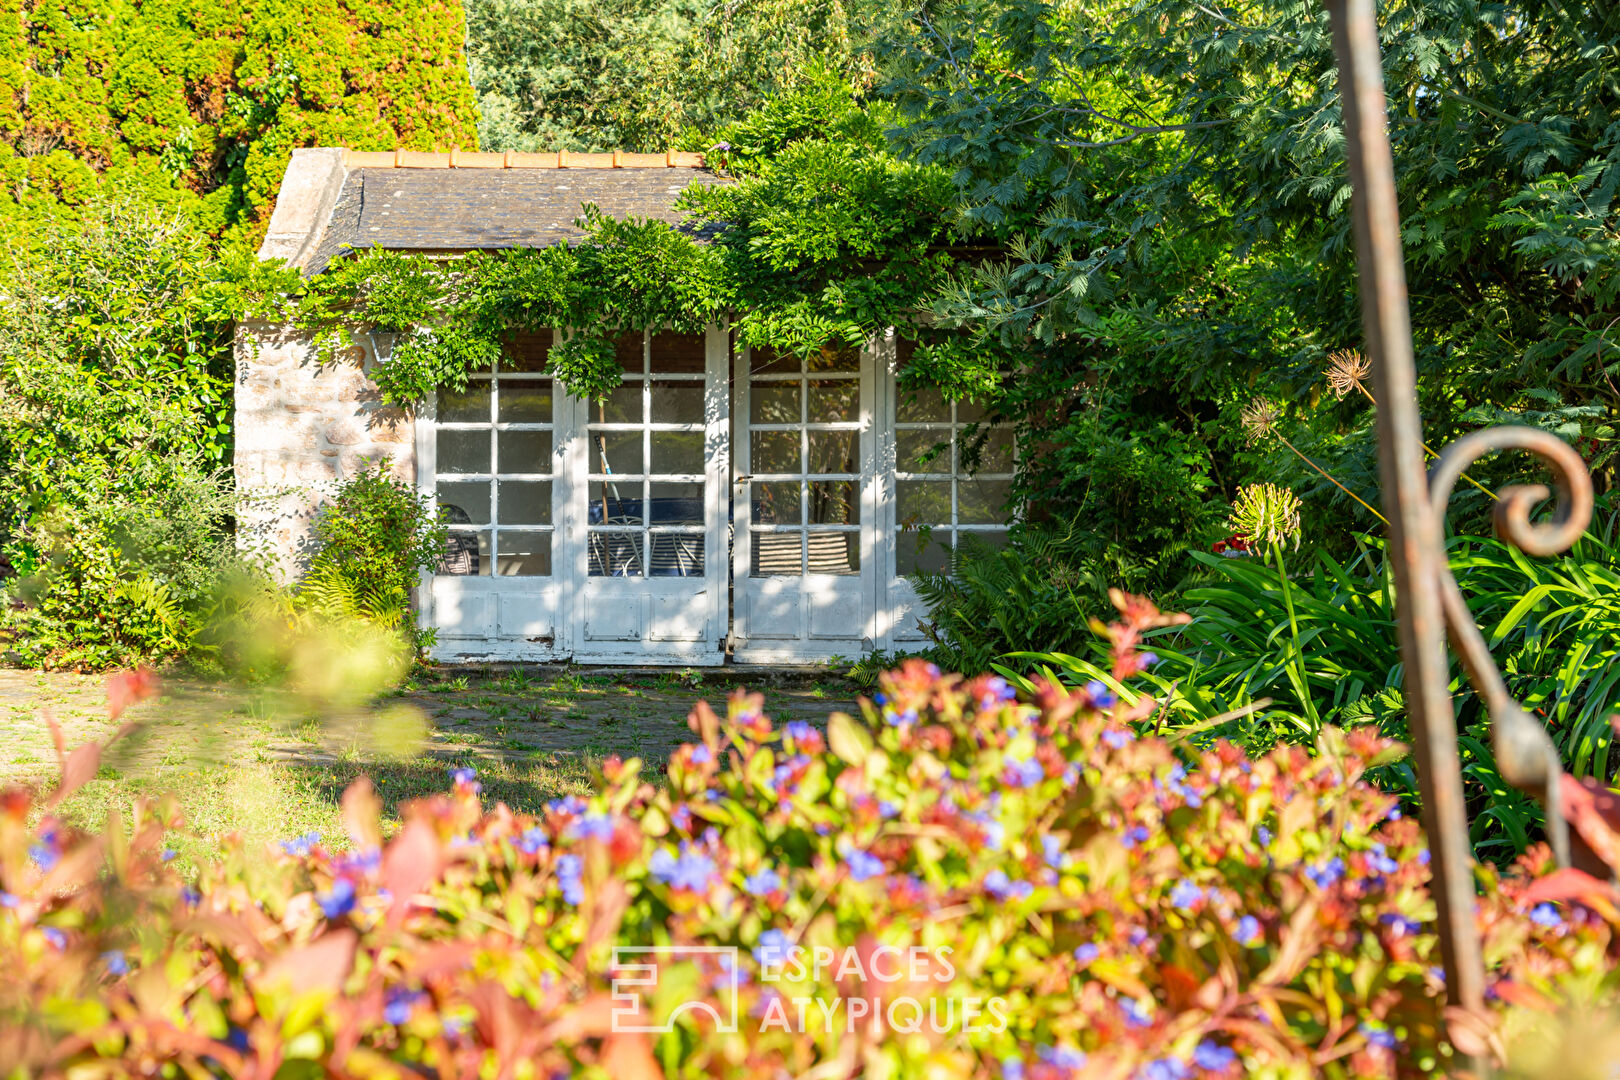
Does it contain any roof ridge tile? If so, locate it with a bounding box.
[339,148,706,170]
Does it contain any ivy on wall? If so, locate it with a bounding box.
[0,0,480,249]
[284,76,967,403]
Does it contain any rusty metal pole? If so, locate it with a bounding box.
[1324,0,1487,1013]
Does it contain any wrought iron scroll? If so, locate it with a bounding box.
[1326,0,1597,1020]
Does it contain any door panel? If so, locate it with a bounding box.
[734,342,875,661]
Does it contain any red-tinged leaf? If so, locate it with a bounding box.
[257,928,357,995]
[107,666,160,720]
[602,1032,664,1080]
[1490,979,1555,1012]
[539,993,619,1041]
[1561,774,1620,872]
[46,741,100,809]
[341,777,383,851]
[383,819,444,921]
[403,941,478,979]
[1520,866,1617,909]
[44,710,65,765]
[180,914,270,960]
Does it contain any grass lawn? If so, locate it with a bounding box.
[0,665,857,868]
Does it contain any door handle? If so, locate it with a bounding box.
[734,474,752,484]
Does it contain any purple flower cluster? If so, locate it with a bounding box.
[279,832,321,858]
[649,844,718,892]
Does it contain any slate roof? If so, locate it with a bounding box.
[306,152,728,273]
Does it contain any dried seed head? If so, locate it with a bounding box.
[1325,349,1371,400]
[1240,398,1281,445]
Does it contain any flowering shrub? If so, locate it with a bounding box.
[5,600,1620,1077]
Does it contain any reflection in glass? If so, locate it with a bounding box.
[613,332,645,370]
[496,530,551,576]
[439,529,490,576]
[650,382,704,425]
[897,481,951,527]
[751,431,800,474]
[599,384,641,424]
[958,478,1012,523]
[807,379,859,422]
[806,531,859,574]
[498,383,551,423]
[436,481,490,525]
[964,428,1015,473]
[438,383,491,423]
[437,429,490,474]
[957,530,1010,554]
[806,343,858,372]
[589,482,644,525]
[750,345,797,375]
[896,429,949,473]
[895,386,948,423]
[648,482,704,525]
[588,531,644,576]
[807,430,857,475]
[498,480,551,525]
[752,481,801,525]
[808,480,856,525]
[650,332,706,373]
[497,430,551,474]
[589,430,643,475]
[651,431,704,474]
[750,382,800,424]
[751,530,803,576]
[897,533,952,575]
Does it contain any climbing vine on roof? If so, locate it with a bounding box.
[281,75,964,404]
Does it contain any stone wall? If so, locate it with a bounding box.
[234,322,415,582]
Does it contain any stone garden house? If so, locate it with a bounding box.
[237,148,1014,664]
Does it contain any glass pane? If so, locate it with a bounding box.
[437,383,491,423]
[751,382,800,424]
[437,429,490,474]
[897,481,951,527]
[647,533,704,576]
[597,384,641,424]
[807,343,858,373]
[896,385,948,423]
[437,481,490,526]
[651,431,704,474]
[650,382,704,425]
[589,482,645,525]
[808,480,857,525]
[502,333,552,372]
[498,480,551,525]
[648,482,704,525]
[438,530,490,576]
[957,529,1010,554]
[959,478,1012,524]
[752,481,801,525]
[897,429,950,473]
[588,531,643,577]
[751,531,803,576]
[897,532,952,575]
[496,530,551,576]
[957,397,988,424]
[750,431,800,474]
[650,331,706,373]
[965,428,1015,473]
[807,531,859,574]
[588,430,643,475]
[807,430,857,474]
[750,345,799,375]
[613,331,645,371]
[497,430,552,474]
[808,379,859,422]
[498,382,552,423]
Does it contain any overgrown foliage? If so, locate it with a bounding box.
[7,610,1620,1076]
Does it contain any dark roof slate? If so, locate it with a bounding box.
[308,166,727,273]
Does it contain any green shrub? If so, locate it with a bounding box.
[4,606,1619,1076]
[302,458,448,649]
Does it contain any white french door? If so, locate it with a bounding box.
[732,341,876,662]
[566,327,730,663]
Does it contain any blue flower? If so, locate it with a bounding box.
[1120,997,1153,1028]
[1073,943,1100,966]
[1365,843,1399,875]
[161,849,177,862]
[1001,1057,1025,1080]
[1234,915,1262,947]
[753,928,793,967]
[181,887,201,908]
[690,746,713,764]
[1529,902,1562,928]
[569,813,615,842]
[1004,756,1044,788]
[1121,825,1150,850]
[555,854,584,905]
[385,989,423,1025]
[878,799,900,819]
[1137,1058,1187,1080]
[1193,1041,1235,1071]
[317,878,358,919]
[1037,1044,1086,1070]
[1379,912,1421,938]
[1041,834,1069,870]
[1359,1021,1397,1049]
[743,868,782,896]
[1083,680,1117,709]
[450,767,481,794]
[101,950,130,975]
[546,795,587,816]
[649,845,717,892]
[844,849,885,882]
[1170,878,1203,911]
[0,892,17,909]
[1139,652,1160,668]
[41,927,66,950]
[983,869,1033,901]
[279,832,320,857]
[1101,728,1131,749]
[517,826,549,855]
[784,721,815,746]
[1305,857,1345,889]
[882,705,919,726]
[28,839,59,872]
[1256,825,1273,848]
